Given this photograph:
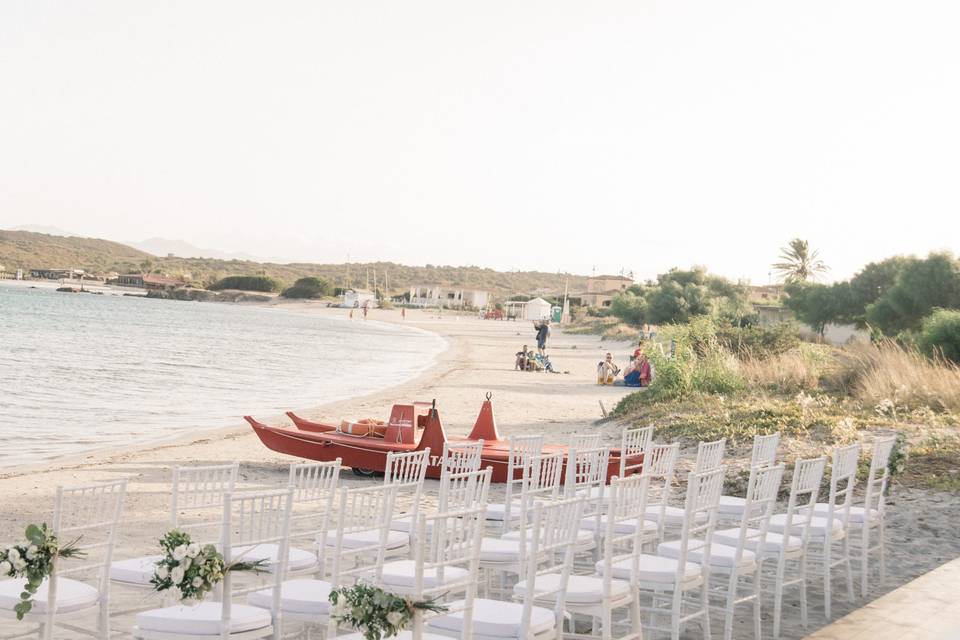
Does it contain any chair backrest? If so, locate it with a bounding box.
[749,432,781,468]
[327,483,400,588]
[440,441,484,478]
[618,425,654,477]
[438,466,492,514]
[670,467,725,576]
[863,436,897,517]
[563,446,610,537]
[782,456,827,547]
[823,443,861,525]
[45,479,128,628]
[522,451,566,505]
[694,438,727,472]
[502,435,545,522]
[170,462,239,536]
[406,469,491,640]
[725,464,785,566]
[221,488,295,632]
[569,433,601,450]
[643,443,680,532]
[384,448,430,544]
[599,474,652,595]
[287,460,341,575]
[518,497,585,636]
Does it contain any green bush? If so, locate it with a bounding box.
[715,322,801,358]
[281,277,332,299]
[917,308,960,363]
[209,275,281,293]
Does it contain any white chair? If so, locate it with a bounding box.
[717,432,780,522]
[247,483,400,638]
[134,487,295,640]
[337,473,490,640]
[694,438,727,473]
[441,441,484,476]
[569,433,602,451]
[386,449,432,539]
[377,468,492,599]
[640,444,681,541]
[0,480,127,640]
[485,435,545,533]
[618,425,654,479]
[481,453,565,595]
[685,464,785,640]
[557,473,650,640]
[283,461,341,580]
[430,497,586,640]
[813,436,895,597]
[109,463,239,590]
[736,456,825,639]
[769,443,859,621]
[564,447,614,561]
[611,468,725,640]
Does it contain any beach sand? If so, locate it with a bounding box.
[2,305,958,639]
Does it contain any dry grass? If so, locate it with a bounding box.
[739,348,824,392]
[844,340,960,414]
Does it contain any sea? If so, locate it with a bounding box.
[0,281,446,468]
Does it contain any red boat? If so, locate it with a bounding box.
[244,396,638,483]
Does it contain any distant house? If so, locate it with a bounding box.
[341,289,377,308]
[503,297,553,321]
[116,273,182,290]
[756,304,869,345]
[408,285,489,309]
[29,269,72,280]
[581,275,634,308]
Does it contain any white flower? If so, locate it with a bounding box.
[172,545,188,562]
[0,561,11,575]
[386,611,406,627]
[25,545,38,561]
[181,557,192,571]
[171,566,185,585]
[7,548,19,562]
[192,577,203,588]
[13,558,27,572]
[186,543,201,558]
[155,565,169,580]
[330,600,348,618]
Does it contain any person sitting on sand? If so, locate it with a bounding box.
[597,353,620,385]
[515,345,530,371]
[623,350,652,387]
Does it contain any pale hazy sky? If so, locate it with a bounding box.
[2,1,958,283]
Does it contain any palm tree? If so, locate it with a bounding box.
[773,238,828,283]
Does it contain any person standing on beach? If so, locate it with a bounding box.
[401,307,406,320]
[535,320,550,356]
[362,304,368,319]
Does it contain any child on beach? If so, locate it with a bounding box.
[597,353,620,385]
[515,345,530,371]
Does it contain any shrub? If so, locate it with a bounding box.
[209,275,281,293]
[917,309,960,364]
[715,323,801,358]
[281,277,332,299]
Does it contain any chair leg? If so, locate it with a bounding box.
[773,557,786,639]
[723,574,737,640]
[842,534,855,603]
[823,541,832,620]
[631,592,644,640]
[879,519,887,588]
[799,554,809,630]
[672,589,683,640]
[601,605,613,640]
[752,568,762,640]
[700,582,712,640]
[860,525,871,598]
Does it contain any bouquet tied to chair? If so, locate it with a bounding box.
[329,582,448,640]
[1,524,85,620]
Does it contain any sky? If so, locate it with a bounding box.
[1,0,958,284]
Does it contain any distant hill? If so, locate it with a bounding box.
[127,237,269,262]
[0,229,589,298]
[0,229,153,274]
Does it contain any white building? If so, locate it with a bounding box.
[408,285,489,309]
[341,289,377,308]
[504,297,553,321]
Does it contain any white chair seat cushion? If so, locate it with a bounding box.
[324,528,409,550]
[768,514,844,539]
[110,555,164,585]
[644,505,707,525]
[712,528,802,553]
[501,528,595,545]
[513,572,631,604]
[427,598,555,639]
[812,503,879,524]
[717,495,764,517]
[379,560,470,589]
[136,602,272,635]
[389,515,436,534]
[485,500,524,522]
[579,515,658,535]
[248,578,332,615]
[0,578,99,614]
[480,537,524,562]
[232,543,318,573]
[597,554,701,584]
[657,539,756,569]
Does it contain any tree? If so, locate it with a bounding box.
[865,253,960,333]
[281,277,332,299]
[772,238,828,283]
[917,309,960,364]
[784,282,849,336]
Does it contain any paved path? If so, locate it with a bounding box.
[805,556,960,639]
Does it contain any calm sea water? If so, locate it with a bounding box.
[0,282,446,468]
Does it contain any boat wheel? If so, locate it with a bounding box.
[351,467,377,477]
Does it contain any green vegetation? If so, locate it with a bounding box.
[208,275,281,293]
[772,238,828,283]
[0,230,152,274]
[281,277,332,299]
[917,309,960,364]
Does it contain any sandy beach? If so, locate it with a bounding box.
[2,304,959,639]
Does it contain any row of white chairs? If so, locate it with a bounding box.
[0,430,897,640]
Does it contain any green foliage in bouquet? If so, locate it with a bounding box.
[0,524,85,620]
[329,583,447,640]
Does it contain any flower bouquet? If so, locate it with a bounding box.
[0,524,85,620]
[150,530,267,603]
[329,583,447,640]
